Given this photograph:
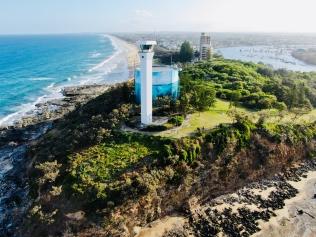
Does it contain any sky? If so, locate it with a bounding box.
[0,0,316,34]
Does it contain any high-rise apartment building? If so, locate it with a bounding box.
[200,33,212,60]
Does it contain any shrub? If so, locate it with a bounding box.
[263,122,316,144]
[179,149,188,162]
[205,119,255,154]
[168,115,185,126]
[69,141,150,199]
[35,160,62,185]
[142,123,174,132]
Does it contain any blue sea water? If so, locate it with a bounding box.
[0,34,129,126]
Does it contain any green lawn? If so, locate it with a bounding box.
[157,99,316,138]
[158,100,249,138]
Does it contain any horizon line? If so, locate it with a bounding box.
[1,31,316,36]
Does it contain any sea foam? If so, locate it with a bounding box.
[0,34,131,127]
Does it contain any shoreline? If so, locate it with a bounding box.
[132,161,316,237]
[291,48,316,66]
[217,45,316,72]
[0,35,139,129]
[0,36,139,236]
[254,170,316,236]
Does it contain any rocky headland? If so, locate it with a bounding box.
[1,38,316,237]
[0,36,139,236]
[0,84,110,235]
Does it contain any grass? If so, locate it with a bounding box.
[68,133,169,198]
[158,99,316,138]
[70,142,149,180]
[158,100,250,138]
[69,142,150,197]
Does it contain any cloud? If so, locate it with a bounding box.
[134,9,153,18]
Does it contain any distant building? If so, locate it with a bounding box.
[199,33,212,60]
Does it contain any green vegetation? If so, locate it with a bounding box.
[154,41,195,64]
[178,74,216,115]
[127,115,185,132]
[69,133,170,200]
[263,122,316,144]
[157,99,241,138]
[142,123,174,132]
[168,114,184,126]
[181,58,316,113]
[179,41,194,63]
[64,113,316,205]
[205,116,255,154]
[24,57,316,237]
[154,100,316,138]
[163,137,201,164]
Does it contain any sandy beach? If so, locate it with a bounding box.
[110,35,139,77]
[255,171,316,237]
[129,162,316,237]
[0,36,138,129]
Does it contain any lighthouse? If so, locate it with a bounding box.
[138,41,157,125]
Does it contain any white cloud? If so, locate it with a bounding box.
[134,9,153,18]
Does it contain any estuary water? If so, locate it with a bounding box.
[217,45,316,72]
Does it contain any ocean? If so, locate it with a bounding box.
[0,34,129,126]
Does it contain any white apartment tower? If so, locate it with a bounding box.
[138,41,157,125]
[200,33,212,60]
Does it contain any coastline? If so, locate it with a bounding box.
[0,35,139,129]
[291,48,316,66]
[254,171,316,237]
[0,36,139,236]
[3,36,316,237]
[217,45,316,72]
[132,161,316,237]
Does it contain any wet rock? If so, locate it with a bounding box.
[188,161,316,237]
[0,84,112,237]
[297,209,304,215]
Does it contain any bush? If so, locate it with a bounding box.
[263,122,316,144]
[180,58,316,111]
[205,119,255,154]
[179,149,188,162]
[142,123,174,132]
[168,115,185,126]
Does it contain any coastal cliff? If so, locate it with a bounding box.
[17,80,316,237]
[0,37,139,236]
[3,56,316,237]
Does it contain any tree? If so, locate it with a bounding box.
[192,84,216,112]
[179,41,193,63]
[229,90,241,108]
[288,83,312,111]
[179,93,192,115]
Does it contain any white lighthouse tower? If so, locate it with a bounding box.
[138,41,157,125]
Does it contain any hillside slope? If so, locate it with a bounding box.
[19,59,316,237]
